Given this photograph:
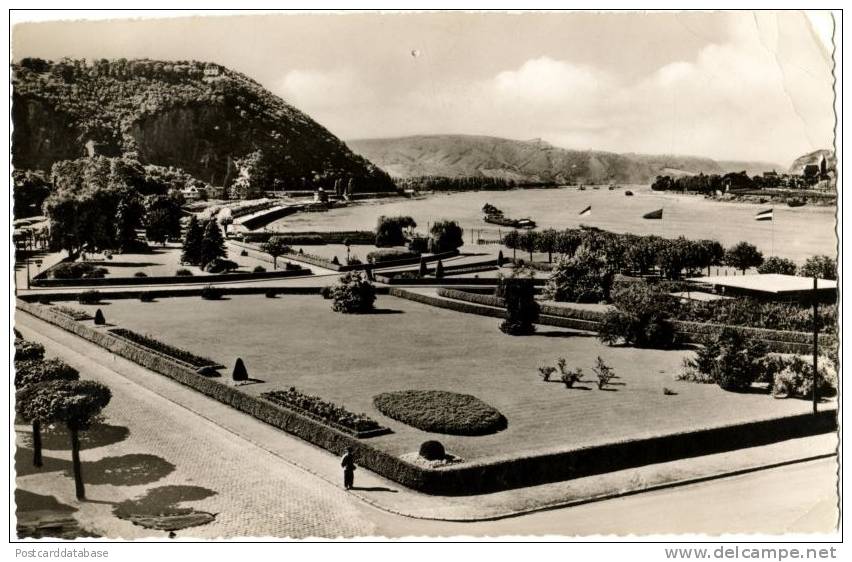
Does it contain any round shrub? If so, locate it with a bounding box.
[240,249,249,257]
[771,355,837,399]
[175,268,193,277]
[77,290,101,305]
[373,390,507,435]
[134,271,148,278]
[200,285,223,300]
[265,289,277,298]
[15,340,45,363]
[139,293,155,303]
[419,440,446,461]
[319,285,333,300]
[253,265,267,273]
[330,272,376,313]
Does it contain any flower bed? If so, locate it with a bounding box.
[373,390,507,436]
[51,305,93,321]
[261,387,390,438]
[108,328,222,369]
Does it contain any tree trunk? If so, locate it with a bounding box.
[273,256,277,269]
[548,250,552,263]
[70,426,85,500]
[32,420,42,467]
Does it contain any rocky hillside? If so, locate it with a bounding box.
[347,135,780,184]
[789,149,836,174]
[12,58,395,193]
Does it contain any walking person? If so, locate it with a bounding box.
[341,446,356,490]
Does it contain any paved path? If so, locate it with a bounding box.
[16,310,838,537]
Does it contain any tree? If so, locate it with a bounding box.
[261,236,291,269]
[724,241,764,274]
[198,219,227,267]
[330,271,376,313]
[16,380,111,499]
[114,188,145,251]
[418,257,428,277]
[518,230,538,262]
[544,250,615,303]
[798,255,836,280]
[503,230,520,260]
[181,215,204,265]
[536,228,558,262]
[375,216,416,247]
[499,277,539,335]
[14,359,80,467]
[144,194,183,245]
[429,220,464,253]
[694,239,725,275]
[758,256,798,275]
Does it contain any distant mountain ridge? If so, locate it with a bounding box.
[347,134,782,184]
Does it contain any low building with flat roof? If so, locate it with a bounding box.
[685,273,837,303]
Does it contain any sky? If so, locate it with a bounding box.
[12,11,836,167]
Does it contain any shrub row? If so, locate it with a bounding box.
[13,299,840,496]
[261,388,389,437]
[108,328,222,369]
[367,249,421,263]
[238,230,376,245]
[31,267,310,287]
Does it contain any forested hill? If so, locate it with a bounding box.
[12,58,395,193]
[347,135,781,184]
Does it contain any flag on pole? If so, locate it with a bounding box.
[579,205,592,216]
[755,208,773,221]
[642,208,663,220]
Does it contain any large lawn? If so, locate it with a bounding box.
[69,243,302,279]
[70,294,821,462]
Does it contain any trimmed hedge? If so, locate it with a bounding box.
[374,390,507,435]
[31,267,309,288]
[16,298,837,496]
[239,230,376,245]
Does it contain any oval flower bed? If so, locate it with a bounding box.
[373,390,507,436]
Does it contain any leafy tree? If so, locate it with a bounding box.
[724,241,764,274]
[181,215,204,265]
[693,239,726,275]
[502,230,520,260]
[798,255,836,280]
[144,194,183,245]
[656,236,692,279]
[544,250,615,303]
[536,228,559,262]
[114,188,145,251]
[198,219,227,267]
[16,380,111,499]
[518,230,538,262]
[758,256,798,275]
[260,236,291,269]
[624,234,661,275]
[429,220,464,253]
[499,277,539,335]
[330,271,376,313]
[375,216,416,247]
[14,358,80,467]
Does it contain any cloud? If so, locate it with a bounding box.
[270,14,833,165]
[277,67,376,111]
